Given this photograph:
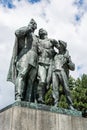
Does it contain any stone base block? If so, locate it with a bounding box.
[0,102,87,130]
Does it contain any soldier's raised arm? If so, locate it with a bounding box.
[50,39,59,49]
[15,26,31,38]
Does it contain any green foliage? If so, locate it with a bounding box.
[58,94,68,109]
[71,74,87,111]
[58,86,68,109]
[45,74,87,111]
[45,86,53,105]
[69,76,76,90]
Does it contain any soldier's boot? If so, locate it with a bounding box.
[15,94,21,101]
[15,76,25,101]
[37,83,46,104]
[54,99,59,107]
[52,90,59,107]
[69,105,75,110]
[67,96,75,110]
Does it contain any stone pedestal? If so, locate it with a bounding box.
[0,102,87,130]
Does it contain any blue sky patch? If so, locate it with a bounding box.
[0,0,15,9]
[74,0,84,8]
[73,0,87,23]
[75,14,81,21]
[75,13,83,22]
[28,0,41,4]
[0,0,41,9]
[77,65,83,71]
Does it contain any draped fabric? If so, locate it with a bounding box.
[7,36,18,84]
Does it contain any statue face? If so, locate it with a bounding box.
[39,28,47,36]
[58,44,66,54]
[28,19,37,31]
[32,22,37,30]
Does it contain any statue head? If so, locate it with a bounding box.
[28,18,37,31]
[58,40,67,53]
[58,40,67,48]
[38,28,48,37]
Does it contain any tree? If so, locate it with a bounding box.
[45,74,87,111]
[72,74,87,111]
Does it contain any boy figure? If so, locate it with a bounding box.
[52,40,75,109]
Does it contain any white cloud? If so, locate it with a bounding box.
[0,0,87,109]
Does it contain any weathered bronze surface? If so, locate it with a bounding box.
[7,19,75,110]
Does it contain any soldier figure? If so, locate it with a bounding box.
[7,19,38,102]
[37,28,58,103]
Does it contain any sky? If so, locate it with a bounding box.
[0,0,87,109]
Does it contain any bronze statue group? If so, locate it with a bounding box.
[7,19,75,110]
